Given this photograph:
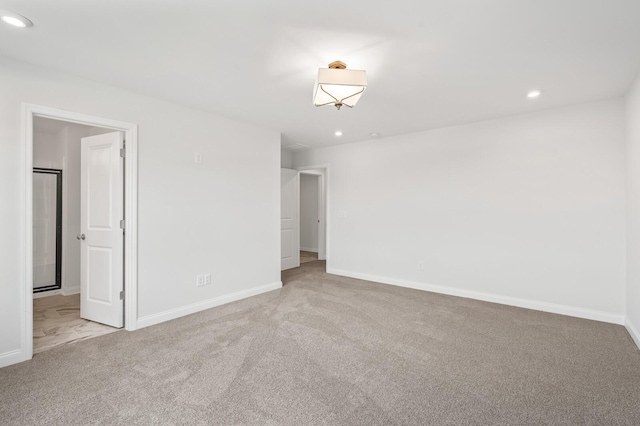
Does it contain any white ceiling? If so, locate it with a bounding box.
[2,1,640,149]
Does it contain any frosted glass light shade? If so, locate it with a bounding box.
[0,10,33,27]
[313,67,367,109]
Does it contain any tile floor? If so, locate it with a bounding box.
[33,294,120,354]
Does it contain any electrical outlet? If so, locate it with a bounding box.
[417,261,424,271]
[204,273,211,285]
[196,274,205,287]
[194,152,203,163]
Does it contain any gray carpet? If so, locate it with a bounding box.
[2,260,640,425]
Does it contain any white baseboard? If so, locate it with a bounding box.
[0,349,24,369]
[32,287,79,298]
[136,281,283,329]
[626,318,640,350]
[32,289,62,299]
[328,268,625,325]
[62,287,80,296]
[300,247,318,253]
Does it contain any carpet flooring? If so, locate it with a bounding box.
[1,260,640,425]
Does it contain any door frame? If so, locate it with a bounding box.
[297,164,330,266]
[21,103,139,362]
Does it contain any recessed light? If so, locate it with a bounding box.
[369,132,380,138]
[334,131,343,137]
[527,90,541,98]
[0,10,33,28]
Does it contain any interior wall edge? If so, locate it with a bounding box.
[136,281,283,330]
[0,349,23,369]
[626,317,640,350]
[281,149,293,169]
[328,267,626,326]
[624,69,640,345]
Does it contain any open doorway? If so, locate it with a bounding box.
[280,165,329,272]
[298,166,328,267]
[32,117,123,353]
[299,172,321,263]
[21,104,139,361]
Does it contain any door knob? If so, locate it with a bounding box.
[77,234,85,240]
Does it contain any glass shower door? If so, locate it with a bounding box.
[33,168,62,293]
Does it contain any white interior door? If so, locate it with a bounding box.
[80,132,124,327]
[281,168,300,270]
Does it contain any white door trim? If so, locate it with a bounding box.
[21,103,139,363]
[296,164,330,266]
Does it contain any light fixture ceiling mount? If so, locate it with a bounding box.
[313,60,367,110]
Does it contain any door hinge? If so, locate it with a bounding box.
[120,148,126,158]
[120,219,125,229]
[119,290,125,300]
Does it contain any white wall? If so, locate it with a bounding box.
[281,149,293,168]
[294,99,627,323]
[625,71,640,348]
[59,124,84,295]
[0,57,281,366]
[33,132,64,169]
[300,173,319,252]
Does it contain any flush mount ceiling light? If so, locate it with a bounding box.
[334,130,343,137]
[0,10,33,28]
[313,61,367,110]
[527,90,542,98]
